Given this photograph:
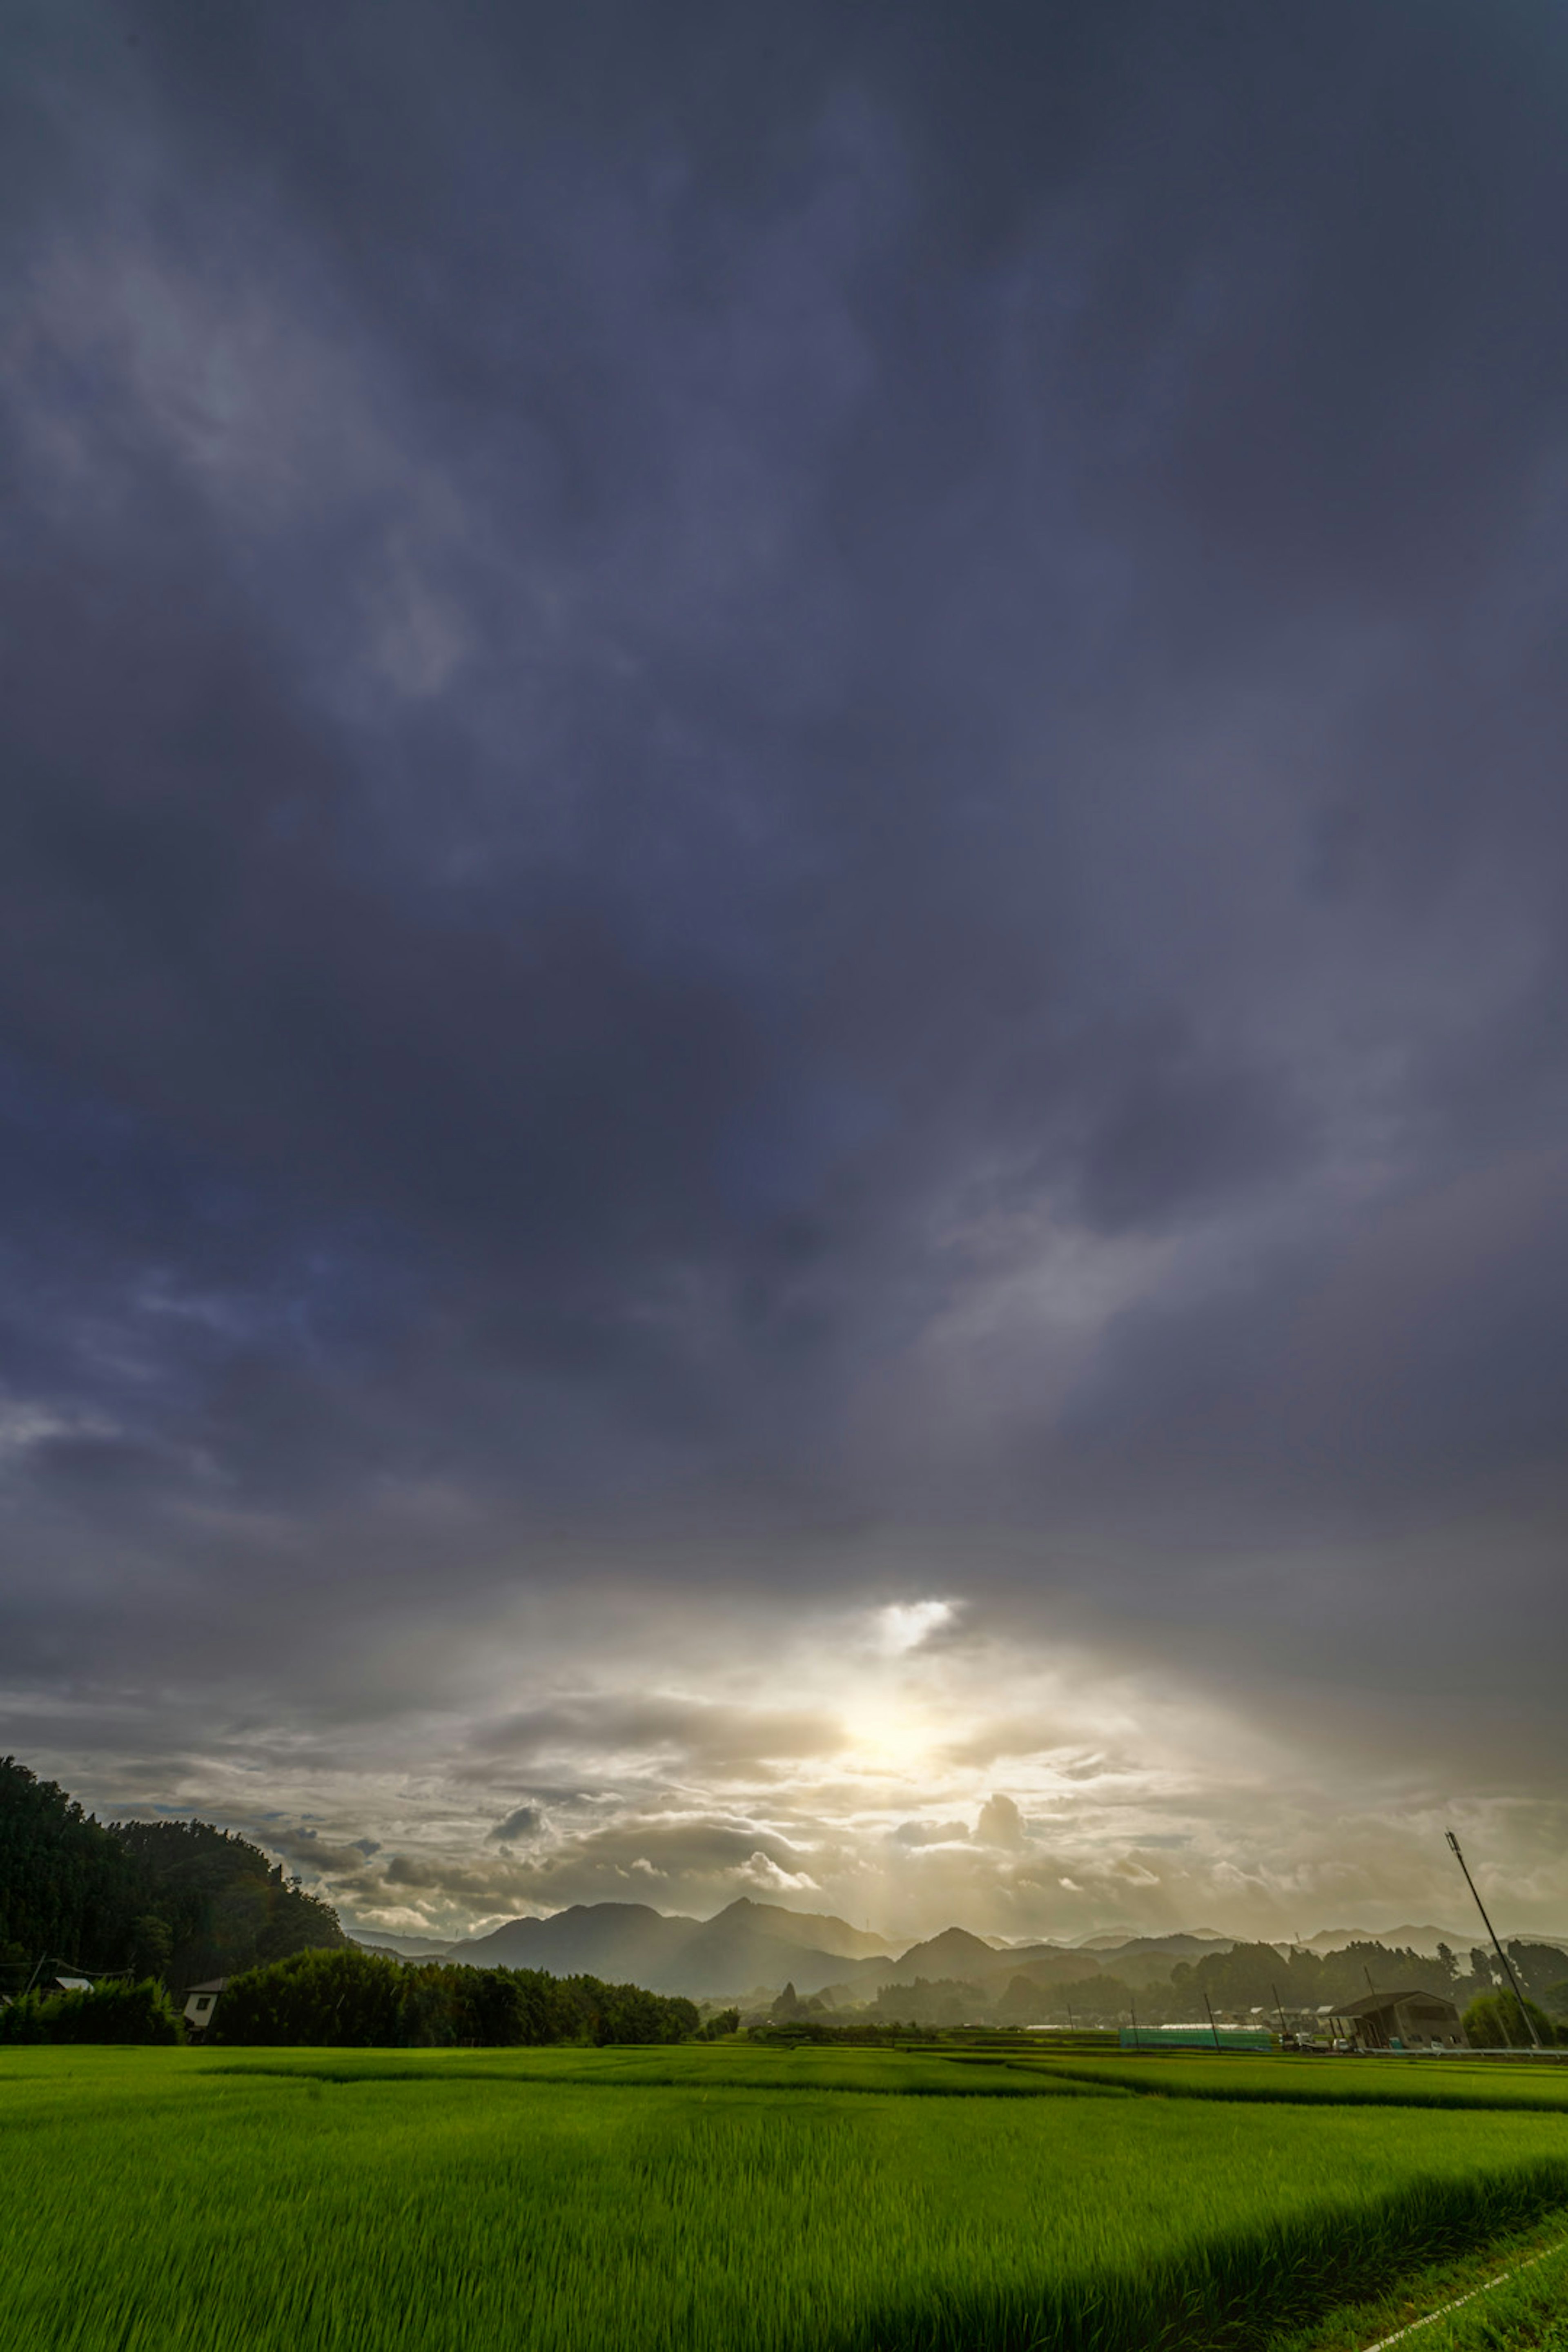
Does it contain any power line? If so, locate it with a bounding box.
[1445,1828,1544,2052]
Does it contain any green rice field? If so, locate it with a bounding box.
[1025,2051,1568,2113]
[4,2042,1568,2352]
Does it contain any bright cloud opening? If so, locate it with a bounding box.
[875,1599,955,1656]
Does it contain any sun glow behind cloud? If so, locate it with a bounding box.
[28,1566,1568,1949]
[844,1698,938,1776]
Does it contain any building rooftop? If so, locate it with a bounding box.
[1334,1988,1457,2018]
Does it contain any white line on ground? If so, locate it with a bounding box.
[1361,2237,1568,2349]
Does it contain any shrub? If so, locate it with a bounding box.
[0,1977,182,2045]
[1462,1991,1564,2049]
[212,1945,406,2046]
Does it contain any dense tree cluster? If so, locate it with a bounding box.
[1461,1991,1566,2049]
[0,1757,343,1991]
[800,1936,1568,2034]
[1165,1938,1568,2024]
[1169,1940,1456,2015]
[1,1757,146,1978]
[213,1944,701,2046]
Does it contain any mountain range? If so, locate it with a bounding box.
[448,1897,895,1999]
[355,1900,1240,2000]
[351,1900,1568,2001]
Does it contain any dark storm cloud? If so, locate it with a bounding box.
[487,1805,543,1845]
[4,0,1568,1811]
[264,1825,378,1877]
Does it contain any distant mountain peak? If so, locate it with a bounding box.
[893,1924,999,1969]
[701,1895,891,1960]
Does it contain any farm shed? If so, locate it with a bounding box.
[183,1979,227,2033]
[1329,1989,1466,2050]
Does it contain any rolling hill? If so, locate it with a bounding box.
[450,1896,896,1998]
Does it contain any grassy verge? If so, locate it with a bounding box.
[1267,2207,1568,2351]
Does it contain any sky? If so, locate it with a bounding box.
[3,0,1568,1951]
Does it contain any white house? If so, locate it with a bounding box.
[183,1979,228,2032]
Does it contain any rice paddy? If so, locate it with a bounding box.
[4,2042,1568,2351]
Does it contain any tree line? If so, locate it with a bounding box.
[1,1756,343,1989]
[0,1943,713,2047]
[210,1944,707,2045]
[767,1939,1568,2034]
[1166,1937,1568,2020]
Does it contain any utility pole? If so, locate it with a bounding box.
[1446,1829,1543,2052]
[1271,1980,1290,2047]
[1129,1995,1140,2052]
[1202,1988,1222,2053]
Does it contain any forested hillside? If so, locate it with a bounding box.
[0,1758,343,1988]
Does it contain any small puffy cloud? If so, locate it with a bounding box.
[736,1849,820,1894]
[352,1906,444,1936]
[975,1793,1028,1850]
[486,1805,543,1845]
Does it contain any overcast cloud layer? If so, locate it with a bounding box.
[3,0,1567,1947]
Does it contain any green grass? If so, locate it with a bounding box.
[1412,2232,1568,2348]
[1271,2209,1568,2350]
[7,2045,1568,2350]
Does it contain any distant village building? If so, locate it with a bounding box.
[1329,1988,1466,2050]
[1,1969,92,2010]
[183,1979,227,2033]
